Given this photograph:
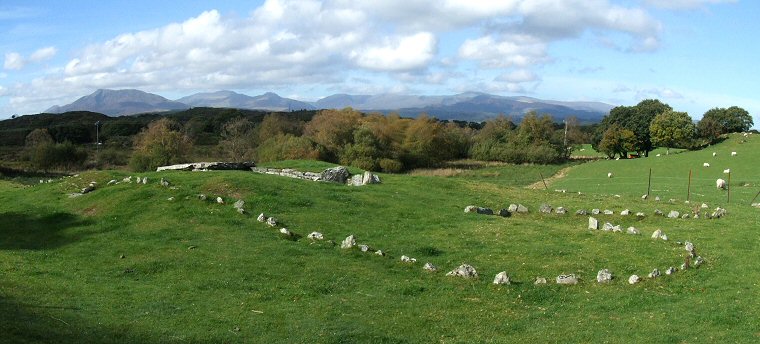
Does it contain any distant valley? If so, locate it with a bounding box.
[45,89,615,123]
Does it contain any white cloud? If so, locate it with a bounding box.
[496,69,540,83]
[4,52,25,70]
[644,0,737,10]
[351,32,436,71]
[460,34,548,68]
[29,46,57,62]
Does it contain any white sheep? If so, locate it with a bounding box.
[712,152,717,157]
[731,151,737,156]
[607,172,613,178]
[703,163,710,167]
[723,169,731,174]
[716,178,727,190]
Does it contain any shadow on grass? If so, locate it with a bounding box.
[0,212,96,250]
[0,294,150,344]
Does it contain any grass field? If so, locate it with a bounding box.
[1,134,759,343]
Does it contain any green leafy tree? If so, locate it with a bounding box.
[593,99,672,157]
[696,116,722,143]
[701,106,753,134]
[650,110,695,154]
[598,124,636,159]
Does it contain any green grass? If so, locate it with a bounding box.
[2,137,760,342]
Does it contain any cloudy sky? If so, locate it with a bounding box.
[0,0,757,124]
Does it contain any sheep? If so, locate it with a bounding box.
[731,151,737,156]
[723,169,731,174]
[712,152,717,157]
[607,172,613,178]
[716,178,727,190]
[703,163,710,167]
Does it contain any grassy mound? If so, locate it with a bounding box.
[1,139,758,342]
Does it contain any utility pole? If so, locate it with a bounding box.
[95,121,100,152]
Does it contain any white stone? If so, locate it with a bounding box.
[648,269,661,278]
[493,271,511,285]
[423,262,438,272]
[446,264,478,278]
[279,228,292,236]
[341,235,356,249]
[257,213,266,222]
[534,277,547,285]
[626,227,640,235]
[628,275,641,284]
[596,269,612,283]
[266,217,277,227]
[588,217,599,230]
[556,274,578,285]
[665,267,677,275]
[216,197,224,204]
[620,209,630,216]
[400,255,416,263]
[651,229,663,239]
[307,232,324,240]
[703,162,710,167]
[731,151,737,156]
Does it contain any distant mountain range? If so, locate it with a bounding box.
[45,89,615,122]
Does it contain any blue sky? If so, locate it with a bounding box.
[1,0,757,126]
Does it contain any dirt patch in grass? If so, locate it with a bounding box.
[526,166,574,190]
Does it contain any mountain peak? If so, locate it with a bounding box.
[46,89,188,116]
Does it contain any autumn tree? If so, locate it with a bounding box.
[649,110,695,154]
[303,108,362,161]
[218,117,255,162]
[129,118,193,171]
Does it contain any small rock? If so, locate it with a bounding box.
[596,269,612,283]
[464,205,478,213]
[198,194,207,201]
[359,244,371,252]
[628,275,641,284]
[655,196,661,201]
[257,213,266,222]
[476,207,494,215]
[681,213,690,219]
[539,204,553,214]
[575,209,588,215]
[279,228,292,236]
[119,254,126,259]
[400,255,416,263]
[711,207,726,219]
[588,217,599,230]
[446,264,478,278]
[507,204,518,212]
[516,204,529,213]
[233,200,245,210]
[591,209,600,215]
[423,262,438,272]
[636,212,646,218]
[626,227,640,235]
[307,232,324,240]
[266,217,277,227]
[556,274,578,285]
[648,269,660,278]
[701,203,709,209]
[534,277,547,285]
[167,197,175,201]
[216,197,224,204]
[694,256,705,267]
[641,194,648,199]
[107,179,117,186]
[493,271,511,285]
[375,250,385,256]
[123,176,132,183]
[684,241,695,256]
[160,178,170,187]
[341,235,356,249]
[141,177,148,184]
[654,209,664,216]
[602,222,615,231]
[620,209,630,216]
[665,267,677,275]
[555,207,567,215]
[651,229,664,240]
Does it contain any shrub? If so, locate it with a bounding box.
[379,158,404,173]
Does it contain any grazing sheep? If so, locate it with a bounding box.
[716,178,727,190]
[723,169,731,174]
[731,151,737,156]
[607,172,613,178]
[712,152,717,157]
[703,163,710,167]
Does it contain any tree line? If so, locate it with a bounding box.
[126,108,586,172]
[592,100,753,158]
